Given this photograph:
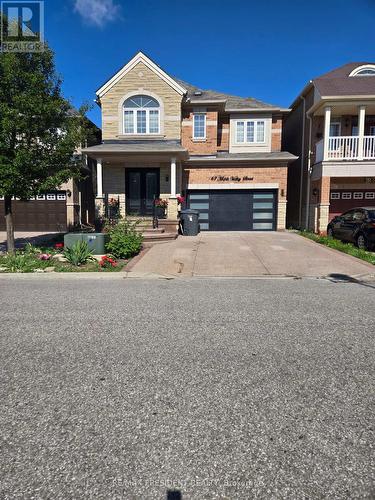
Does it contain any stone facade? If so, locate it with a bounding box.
[100,61,183,141]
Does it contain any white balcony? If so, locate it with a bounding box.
[315,136,375,163]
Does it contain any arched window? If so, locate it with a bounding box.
[123,95,160,134]
[349,65,375,77]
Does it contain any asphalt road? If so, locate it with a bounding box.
[0,276,374,499]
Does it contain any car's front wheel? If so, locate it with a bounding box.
[327,227,334,238]
[356,233,368,250]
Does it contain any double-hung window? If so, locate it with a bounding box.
[235,120,265,143]
[193,113,206,140]
[123,95,160,135]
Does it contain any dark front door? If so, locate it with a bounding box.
[126,168,160,216]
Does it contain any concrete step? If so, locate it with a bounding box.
[142,233,178,246]
[140,228,165,235]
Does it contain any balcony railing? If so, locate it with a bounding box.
[315,136,375,162]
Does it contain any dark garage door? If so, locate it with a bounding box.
[0,193,67,232]
[187,190,277,231]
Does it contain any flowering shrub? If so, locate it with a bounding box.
[99,255,117,268]
[154,198,168,208]
[177,195,185,205]
[38,253,52,260]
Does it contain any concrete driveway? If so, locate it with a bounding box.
[130,231,375,278]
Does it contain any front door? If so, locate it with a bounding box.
[126,168,160,216]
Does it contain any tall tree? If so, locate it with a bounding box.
[0,45,90,252]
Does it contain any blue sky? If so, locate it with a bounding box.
[45,0,375,127]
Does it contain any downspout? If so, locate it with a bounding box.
[298,96,306,227]
[305,115,313,229]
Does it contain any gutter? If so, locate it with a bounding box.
[225,107,290,113]
[289,81,314,109]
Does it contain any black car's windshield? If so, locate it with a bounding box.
[368,210,375,220]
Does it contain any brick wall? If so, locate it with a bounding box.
[217,115,229,151]
[271,115,282,152]
[183,165,288,197]
[181,110,218,154]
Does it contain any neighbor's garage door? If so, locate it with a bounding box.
[329,189,375,221]
[187,190,277,231]
[0,193,67,232]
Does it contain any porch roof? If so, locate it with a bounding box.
[82,140,188,158]
[185,151,298,165]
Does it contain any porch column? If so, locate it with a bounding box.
[95,158,104,218]
[170,157,177,197]
[358,105,366,160]
[323,106,331,161]
[96,158,103,198]
[167,157,178,220]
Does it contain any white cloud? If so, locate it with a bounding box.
[74,0,121,27]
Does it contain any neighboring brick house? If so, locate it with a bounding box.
[283,62,375,233]
[83,52,297,231]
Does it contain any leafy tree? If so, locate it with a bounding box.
[0,45,91,252]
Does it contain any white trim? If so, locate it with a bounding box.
[187,183,279,190]
[97,52,187,98]
[349,64,375,77]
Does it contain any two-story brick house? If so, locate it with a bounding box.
[283,62,375,233]
[83,52,297,232]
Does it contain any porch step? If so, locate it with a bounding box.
[140,228,165,235]
[142,232,178,246]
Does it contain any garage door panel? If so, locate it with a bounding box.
[0,198,67,232]
[210,192,251,231]
[187,189,277,231]
[329,189,375,220]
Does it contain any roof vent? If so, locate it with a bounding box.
[194,91,202,96]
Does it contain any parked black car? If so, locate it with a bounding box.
[327,207,375,250]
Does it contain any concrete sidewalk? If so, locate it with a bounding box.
[129,231,375,278]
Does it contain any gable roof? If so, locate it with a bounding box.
[175,78,288,112]
[96,52,187,98]
[96,51,288,112]
[314,62,375,97]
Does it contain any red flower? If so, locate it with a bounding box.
[55,243,64,249]
[177,195,185,205]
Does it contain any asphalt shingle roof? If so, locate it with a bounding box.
[174,78,286,111]
[314,62,375,97]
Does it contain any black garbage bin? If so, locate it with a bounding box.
[180,209,200,236]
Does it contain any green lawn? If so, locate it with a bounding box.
[298,231,375,265]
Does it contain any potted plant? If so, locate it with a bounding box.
[154,198,168,219]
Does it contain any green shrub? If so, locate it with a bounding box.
[105,219,143,259]
[0,252,50,273]
[63,241,93,266]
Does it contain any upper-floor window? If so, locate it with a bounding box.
[193,113,206,140]
[123,95,160,134]
[330,121,341,137]
[349,65,375,77]
[235,120,265,143]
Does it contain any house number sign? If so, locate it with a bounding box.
[210,176,254,182]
